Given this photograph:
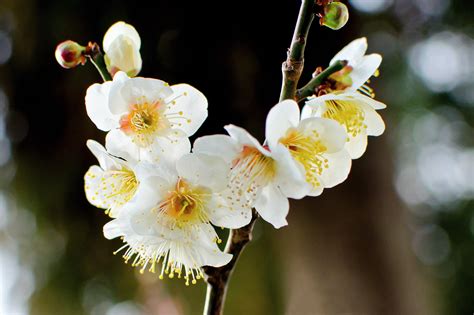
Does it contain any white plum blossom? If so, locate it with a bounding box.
[84,140,140,218]
[103,21,142,77]
[303,37,386,159]
[327,37,382,93]
[103,153,250,284]
[85,71,207,163]
[194,100,350,228]
[266,100,352,196]
[303,92,386,159]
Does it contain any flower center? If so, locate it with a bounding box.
[280,129,328,189]
[120,101,169,146]
[228,146,275,206]
[156,178,210,228]
[323,100,366,138]
[86,168,138,215]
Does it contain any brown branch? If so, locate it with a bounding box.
[279,0,316,101]
[202,210,258,315]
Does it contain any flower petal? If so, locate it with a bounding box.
[254,184,289,229]
[330,37,367,65]
[298,117,348,153]
[207,194,252,229]
[86,140,121,170]
[360,103,385,136]
[346,130,368,159]
[108,76,173,115]
[85,81,118,131]
[265,100,300,149]
[176,153,229,191]
[193,134,240,163]
[349,54,382,90]
[103,21,141,51]
[105,129,140,162]
[271,143,310,199]
[224,124,269,156]
[319,149,352,188]
[104,36,142,76]
[167,84,208,136]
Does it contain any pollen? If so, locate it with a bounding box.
[228,146,276,208]
[155,178,211,228]
[323,100,366,138]
[280,129,328,189]
[85,167,138,214]
[120,100,170,147]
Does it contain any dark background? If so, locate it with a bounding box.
[0,0,473,314]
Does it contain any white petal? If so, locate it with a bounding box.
[143,133,191,164]
[85,81,118,131]
[330,37,367,66]
[224,125,269,156]
[271,143,310,199]
[319,149,352,188]
[254,184,289,229]
[265,100,300,148]
[103,21,141,51]
[346,130,368,159]
[360,103,385,136]
[193,134,240,163]
[86,140,120,170]
[104,37,142,76]
[349,54,382,90]
[105,129,140,162]
[207,194,252,229]
[185,226,233,267]
[176,153,229,191]
[108,76,173,115]
[103,219,124,239]
[307,182,324,197]
[167,84,208,136]
[299,117,347,153]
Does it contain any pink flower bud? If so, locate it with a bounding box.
[55,40,86,69]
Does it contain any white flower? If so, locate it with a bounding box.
[328,37,382,93]
[103,153,249,284]
[303,92,386,159]
[103,21,142,77]
[84,140,140,218]
[266,100,352,196]
[303,37,386,159]
[85,71,208,163]
[194,100,349,228]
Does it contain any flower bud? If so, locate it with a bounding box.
[55,40,86,69]
[321,2,349,30]
[103,21,142,77]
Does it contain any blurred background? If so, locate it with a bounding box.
[0,0,473,314]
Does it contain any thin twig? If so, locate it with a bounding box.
[295,59,347,102]
[279,0,316,101]
[202,210,258,315]
[85,42,112,82]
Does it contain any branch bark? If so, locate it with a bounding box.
[279,0,316,101]
[295,59,347,102]
[202,210,258,315]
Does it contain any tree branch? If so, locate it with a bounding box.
[202,210,258,315]
[279,0,316,101]
[295,59,347,102]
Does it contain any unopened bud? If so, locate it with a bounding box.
[55,40,86,69]
[321,2,349,30]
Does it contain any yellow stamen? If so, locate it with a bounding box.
[280,129,328,189]
[323,100,366,138]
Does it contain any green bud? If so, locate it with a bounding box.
[321,2,349,30]
[55,40,86,69]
